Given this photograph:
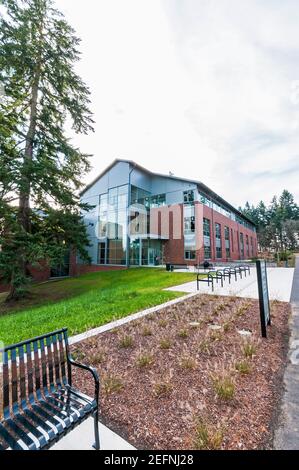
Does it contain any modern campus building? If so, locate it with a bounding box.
[77,159,257,271]
[0,158,258,292]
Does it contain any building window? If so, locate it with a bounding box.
[185,250,196,260]
[250,236,254,257]
[215,223,222,259]
[204,245,211,259]
[203,218,211,259]
[97,242,106,265]
[150,193,166,208]
[240,233,244,258]
[224,226,230,259]
[183,190,194,204]
[184,205,195,234]
[246,235,249,257]
[231,228,234,252]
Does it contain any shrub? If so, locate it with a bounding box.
[209,330,223,342]
[211,373,235,400]
[242,341,257,359]
[193,418,223,450]
[236,306,247,317]
[178,329,189,338]
[179,355,197,370]
[89,350,105,365]
[198,339,212,354]
[102,374,123,394]
[158,319,168,328]
[71,349,85,362]
[153,380,173,397]
[141,326,153,337]
[119,335,134,348]
[160,338,172,350]
[136,352,154,368]
[235,360,251,374]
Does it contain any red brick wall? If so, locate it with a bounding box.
[74,264,127,275]
[27,262,51,283]
[162,202,257,265]
[202,205,257,262]
[163,205,186,265]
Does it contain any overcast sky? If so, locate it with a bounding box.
[57,0,299,207]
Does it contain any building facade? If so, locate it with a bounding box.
[78,159,257,270]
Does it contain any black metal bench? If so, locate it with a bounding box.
[166,263,188,271]
[0,328,100,451]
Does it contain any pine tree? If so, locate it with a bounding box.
[0,0,94,299]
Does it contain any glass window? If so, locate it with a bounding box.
[108,187,118,206]
[184,205,195,234]
[240,233,244,257]
[204,245,211,259]
[185,250,196,260]
[183,190,194,204]
[225,226,230,258]
[203,218,211,237]
[107,239,126,265]
[215,223,222,259]
[150,193,166,208]
[203,218,211,260]
[98,193,108,238]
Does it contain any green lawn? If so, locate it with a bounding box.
[0,268,198,346]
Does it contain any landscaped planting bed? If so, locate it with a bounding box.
[71,294,290,450]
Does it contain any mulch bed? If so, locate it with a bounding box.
[71,294,290,450]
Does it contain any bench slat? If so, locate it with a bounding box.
[19,345,27,407]
[58,332,67,386]
[3,351,10,418]
[13,413,47,448]
[0,423,23,450]
[46,335,55,391]
[26,343,34,400]
[5,417,38,451]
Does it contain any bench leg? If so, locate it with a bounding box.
[93,409,100,450]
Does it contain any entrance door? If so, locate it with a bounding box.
[148,248,156,266]
[98,242,106,264]
[130,239,140,265]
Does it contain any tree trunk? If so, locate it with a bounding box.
[18,68,40,232]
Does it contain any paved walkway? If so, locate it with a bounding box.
[166,267,294,302]
[274,255,299,449]
[51,418,136,451]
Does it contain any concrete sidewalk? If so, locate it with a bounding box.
[166,267,294,302]
[51,418,136,451]
[274,255,299,450]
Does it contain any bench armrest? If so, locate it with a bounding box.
[68,357,100,404]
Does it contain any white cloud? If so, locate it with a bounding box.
[56,0,299,207]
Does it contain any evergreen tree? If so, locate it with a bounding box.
[0,0,94,299]
[240,190,299,253]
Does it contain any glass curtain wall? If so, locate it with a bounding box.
[97,185,128,265]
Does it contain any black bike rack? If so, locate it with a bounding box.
[197,272,215,292]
